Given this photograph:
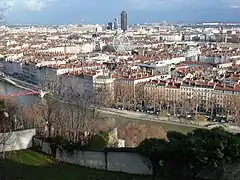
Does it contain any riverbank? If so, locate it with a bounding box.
[1,75,240,134]
[98,107,240,133]
[0,76,199,133]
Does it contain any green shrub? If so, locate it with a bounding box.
[88,133,108,149]
[99,131,109,143]
[138,127,240,179]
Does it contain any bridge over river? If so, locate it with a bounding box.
[0,79,41,106]
[0,76,49,101]
[0,76,220,134]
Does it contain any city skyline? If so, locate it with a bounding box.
[1,0,240,24]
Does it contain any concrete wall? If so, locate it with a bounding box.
[107,152,152,174]
[34,137,152,175]
[0,129,36,152]
[56,149,106,170]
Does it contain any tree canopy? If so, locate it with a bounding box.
[88,133,108,149]
[138,127,240,179]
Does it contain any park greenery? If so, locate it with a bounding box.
[0,150,167,180]
[88,131,109,149]
[41,126,240,179]
[2,97,240,179]
[138,127,240,180]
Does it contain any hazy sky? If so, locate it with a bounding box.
[1,0,240,24]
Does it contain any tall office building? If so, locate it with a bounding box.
[107,22,113,30]
[121,11,127,32]
[114,18,118,30]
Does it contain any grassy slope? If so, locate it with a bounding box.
[0,150,166,180]
[113,116,197,134]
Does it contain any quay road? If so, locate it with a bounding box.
[0,76,202,133]
[97,107,240,134]
[1,75,240,134]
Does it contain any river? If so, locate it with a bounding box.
[0,78,198,134]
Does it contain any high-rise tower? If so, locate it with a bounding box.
[114,18,118,30]
[121,11,127,32]
[107,22,113,30]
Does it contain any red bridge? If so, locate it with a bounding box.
[0,90,48,98]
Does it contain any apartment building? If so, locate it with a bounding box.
[113,78,135,108]
[93,75,115,105]
[113,77,183,110]
[142,80,181,108]
[112,76,239,116]
[180,81,215,101]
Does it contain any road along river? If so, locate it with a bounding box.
[0,78,220,134]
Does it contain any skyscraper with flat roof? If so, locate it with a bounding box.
[107,22,113,30]
[121,11,127,32]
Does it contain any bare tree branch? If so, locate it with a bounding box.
[0,97,29,156]
[28,78,106,146]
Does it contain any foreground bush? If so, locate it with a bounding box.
[88,133,108,149]
[138,127,240,179]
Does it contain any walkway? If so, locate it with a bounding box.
[97,107,240,134]
[97,107,203,128]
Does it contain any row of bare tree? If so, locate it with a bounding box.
[0,98,33,133]
[28,87,103,141]
[104,81,240,123]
